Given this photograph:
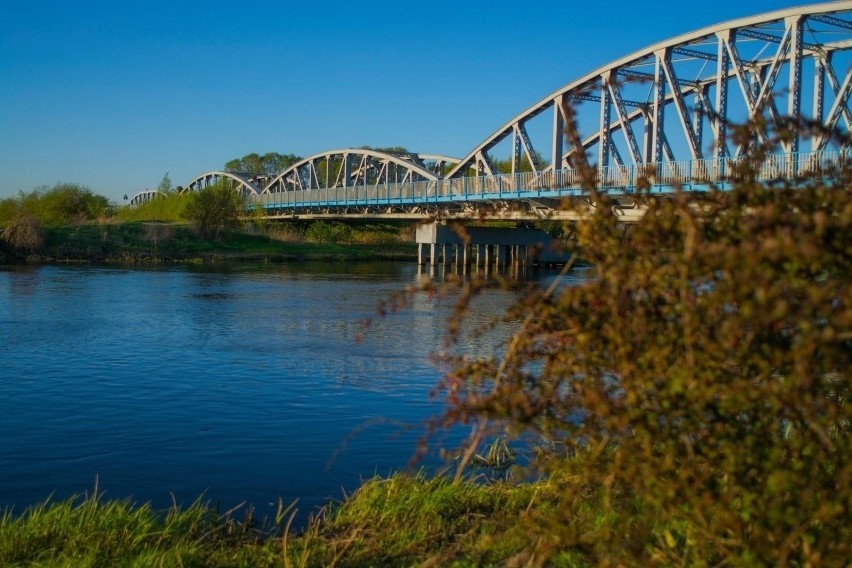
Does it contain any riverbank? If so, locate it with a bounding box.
[0,473,572,566]
[1,222,418,264]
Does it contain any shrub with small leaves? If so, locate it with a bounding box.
[183,183,244,241]
[1,212,44,254]
[436,123,851,565]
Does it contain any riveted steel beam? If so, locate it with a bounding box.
[672,46,718,61]
[810,14,852,29]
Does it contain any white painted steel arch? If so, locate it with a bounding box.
[183,171,262,196]
[445,2,852,178]
[263,148,443,194]
[128,190,167,206]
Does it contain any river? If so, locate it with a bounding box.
[0,262,586,524]
[0,263,496,521]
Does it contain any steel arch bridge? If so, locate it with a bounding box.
[182,2,851,220]
[128,190,167,206]
[262,149,455,194]
[183,171,264,197]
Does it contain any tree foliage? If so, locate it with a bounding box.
[224,152,301,176]
[359,145,410,155]
[183,183,243,241]
[3,183,112,226]
[435,127,851,564]
[492,150,549,174]
[157,172,174,194]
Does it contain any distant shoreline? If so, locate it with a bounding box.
[0,222,418,265]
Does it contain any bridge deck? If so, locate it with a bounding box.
[247,150,846,219]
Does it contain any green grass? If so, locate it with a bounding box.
[296,473,549,566]
[0,474,571,567]
[113,194,192,223]
[0,492,279,567]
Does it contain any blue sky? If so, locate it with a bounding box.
[0,0,810,202]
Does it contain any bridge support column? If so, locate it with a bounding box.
[415,222,569,272]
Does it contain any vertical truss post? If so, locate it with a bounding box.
[715,31,730,161]
[599,73,612,169]
[552,96,564,172]
[695,88,705,153]
[813,55,826,151]
[642,108,652,164]
[651,52,666,165]
[787,15,804,158]
[343,153,351,189]
[512,128,520,175]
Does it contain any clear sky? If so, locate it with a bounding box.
[0,0,812,202]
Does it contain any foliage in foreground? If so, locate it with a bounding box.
[0,492,276,567]
[0,474,564,567]
[434,155,851,563]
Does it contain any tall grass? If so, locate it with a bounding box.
[0,474,581,566]
[0,492,277,567]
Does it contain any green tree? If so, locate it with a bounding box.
[157,172,173,194]
[359,145,410,155]
[224,152,301,176]
[16,182,110,226]
[492,150,549,173]
[434,124,851,564]
[183,182,244,240]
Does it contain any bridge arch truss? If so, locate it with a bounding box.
[189,3,851,220]
[445,2,852,184]
[183,171,264,197]
[262,148,452,194]
[128,190,167,206]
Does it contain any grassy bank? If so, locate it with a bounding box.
[0,474,565,567]
[2,222,417,264]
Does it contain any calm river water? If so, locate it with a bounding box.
[1,262,559,522]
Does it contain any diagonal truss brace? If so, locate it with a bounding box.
[604,70,643,163]
[658,48,703,159]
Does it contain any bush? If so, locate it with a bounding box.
[305,220,353,243]
[436,146,851,562]
[17,182,111,226]
[115,193,192,223]
[183,184,244,241]
[1,212,44,253]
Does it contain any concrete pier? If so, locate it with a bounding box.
[415,222,569,268]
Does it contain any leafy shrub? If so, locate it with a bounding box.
[305,221,352,243]
[436,139,851,563]
[1,211,44,253]
[116,193,192,223]
[183,183,244,241]
[17,182,111,226]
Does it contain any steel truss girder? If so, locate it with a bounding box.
[183,171,261,196]
[443,2,852,180]
[128,190,167,206]
[263,149,441,194]
[573,42,851,164]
